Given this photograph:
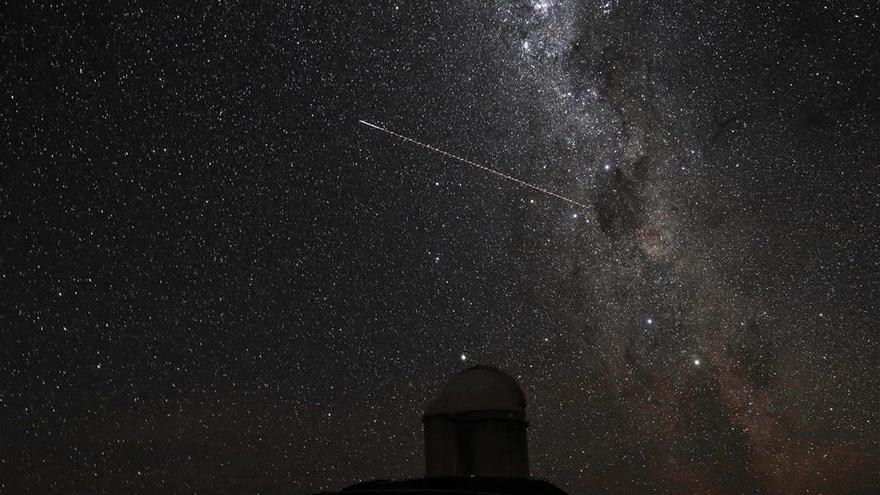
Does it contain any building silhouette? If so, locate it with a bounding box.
[315,365,568,495]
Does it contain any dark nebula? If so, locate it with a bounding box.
[3,1,880,494]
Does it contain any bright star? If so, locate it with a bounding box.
[693,358,701,366]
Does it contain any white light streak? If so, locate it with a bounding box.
[358,120,587,209]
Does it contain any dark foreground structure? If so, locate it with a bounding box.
[313,365,569,495]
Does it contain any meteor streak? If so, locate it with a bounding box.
[358,120,587,209]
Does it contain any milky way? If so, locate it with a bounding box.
[3,1,879,494]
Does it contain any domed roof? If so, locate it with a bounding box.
[424,365,526,417]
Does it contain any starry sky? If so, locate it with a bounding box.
[3,1,880,494]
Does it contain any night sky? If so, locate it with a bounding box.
[3,1,880,494]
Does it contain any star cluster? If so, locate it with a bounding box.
[3,1,880,494]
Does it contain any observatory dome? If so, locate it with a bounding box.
[424,365,526,418]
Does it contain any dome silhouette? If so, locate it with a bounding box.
[422,365,530,478]
[312,364,571,495]
[424,365,526,417]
